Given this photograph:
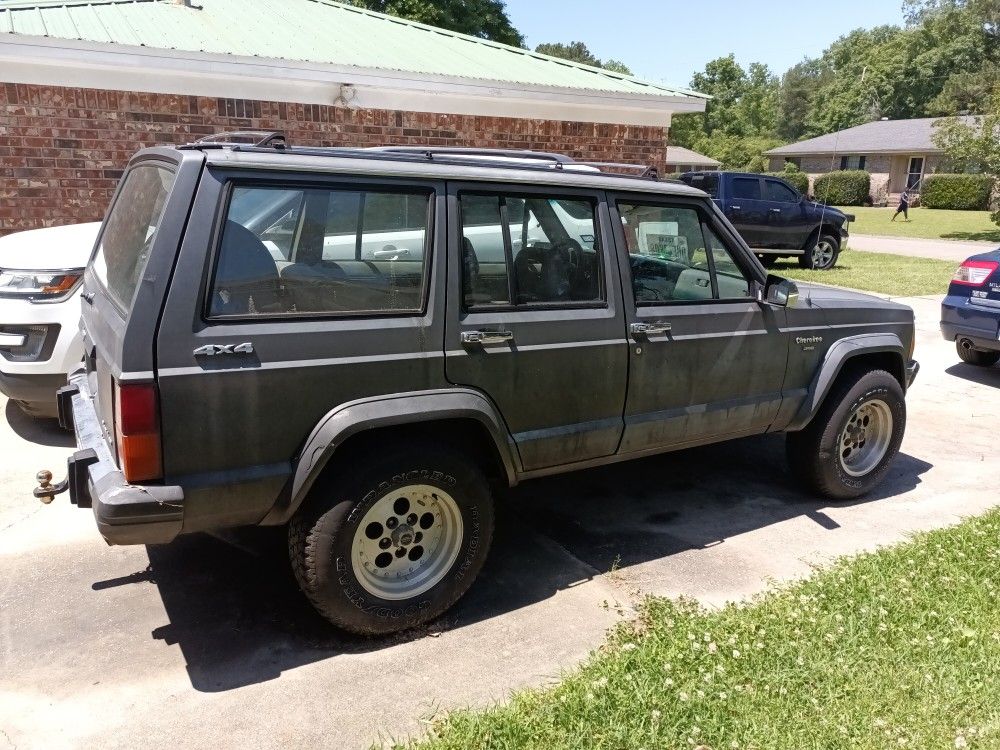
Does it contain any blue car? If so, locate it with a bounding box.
[941,250,1000,367]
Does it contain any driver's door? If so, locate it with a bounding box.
[611,195,788,453]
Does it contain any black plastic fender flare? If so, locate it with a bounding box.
[787,332,906,431]
[262,388,519,525]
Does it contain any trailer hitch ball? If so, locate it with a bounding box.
[36,470,55,504]
[34,469,68,504]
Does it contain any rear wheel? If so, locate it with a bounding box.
[289,444,494,635]
[798,233,840,270]
[956,340,1000,367]
[786,368,905,499]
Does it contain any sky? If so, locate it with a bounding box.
[503,0,907,89]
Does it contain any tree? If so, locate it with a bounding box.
[933,95,1000,226]
[534,41,601,67]
[533,41,633,75]
[668,55,780,169]
[778,60,827,141]
[933,99,1000,174]
[344,0,524,46]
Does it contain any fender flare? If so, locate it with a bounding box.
[787,333,905,431]
[261,388,519,525]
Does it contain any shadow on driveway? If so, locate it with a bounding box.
[93,433,932,693]
[945,362,1000,387]
[4,400,75,448]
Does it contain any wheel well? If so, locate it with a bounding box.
[834,351,905,391]
[803,224,842,250]
[314,418,512,489]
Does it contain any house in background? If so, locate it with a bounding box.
[0,0,708,236]
[663,146,720,173]
[765,117,978,203]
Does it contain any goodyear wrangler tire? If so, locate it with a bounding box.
[289,444,494,635]
[786,368,905,500]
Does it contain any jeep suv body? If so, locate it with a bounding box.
[44,138,919,634]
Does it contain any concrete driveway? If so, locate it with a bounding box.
[2,295,998,750]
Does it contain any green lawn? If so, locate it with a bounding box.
[840,206,1000,243]
[774,249,956,297]
[399,510,1000,750]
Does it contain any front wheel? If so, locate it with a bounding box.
[289,444,494,635]
[798,233,840,270]
[956,340,1000,367]
[786,369,905,500]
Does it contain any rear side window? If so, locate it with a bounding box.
[684,173,719,198]
[92,164,175,312]
[209,184,431,318]
[731,177,762,200]
[458,192,604,309]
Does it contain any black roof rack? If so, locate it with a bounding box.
[368,145,576,167]
[192,130,287,149]
[180,131,661,181]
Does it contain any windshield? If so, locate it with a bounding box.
[91,164,175,312]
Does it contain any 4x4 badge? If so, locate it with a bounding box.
[193,343,254,356]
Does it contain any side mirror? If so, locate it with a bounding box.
[765,275,799,308]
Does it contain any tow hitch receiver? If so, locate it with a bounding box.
[34,470,68,504]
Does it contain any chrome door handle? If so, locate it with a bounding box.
[461,329,514,345]
[629,321,672,336]
[769,208,782,213]
[730,205,742,210]
[372,247,409,259]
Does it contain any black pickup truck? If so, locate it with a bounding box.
[680,171,853,270]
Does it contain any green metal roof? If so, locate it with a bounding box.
[0,0,707,99]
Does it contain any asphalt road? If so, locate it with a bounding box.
[849,233,997,262]
[2,294,998,750]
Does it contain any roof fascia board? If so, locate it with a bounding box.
[0,35,705,125]
[765,148,943,156]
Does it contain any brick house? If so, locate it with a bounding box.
[765,117,978,203]
[0,0,707,237]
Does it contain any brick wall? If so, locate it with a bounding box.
[0,82,670,237]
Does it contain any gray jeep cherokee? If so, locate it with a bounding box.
[37,134,919,635]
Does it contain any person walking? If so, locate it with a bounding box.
[891,190,910,222]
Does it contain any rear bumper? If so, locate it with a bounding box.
[941,294,1000,351]
[62,370,184,545]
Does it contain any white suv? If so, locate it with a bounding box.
[0,222,100,418]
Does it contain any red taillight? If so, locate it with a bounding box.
[953,260,999,286]
[114,381,162,482]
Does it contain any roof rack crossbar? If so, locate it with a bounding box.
[193,130,287,149]
[369,146,574,167]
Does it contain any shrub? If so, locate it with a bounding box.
[814,170,870,205]
[920,173,995,210]
[765,170,809,195]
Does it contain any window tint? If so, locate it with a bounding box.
[731,177,761,200]
[460,194,509,307]
[92,164,175,312]
[765,179,799,202]
[459,193,602,308]
[685,173,720,198]
[619,202,750,303]
[209,185,430,318]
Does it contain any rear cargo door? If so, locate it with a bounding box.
[80,149,203,454]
